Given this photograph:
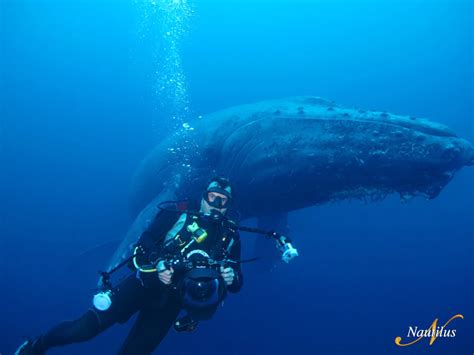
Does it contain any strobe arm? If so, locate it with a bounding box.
[237,226,299,263]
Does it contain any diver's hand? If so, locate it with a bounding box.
[158,267,174,285]
[220,266,235,286]
[157,261,174,285]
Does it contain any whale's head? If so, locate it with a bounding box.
[129,97,473,219]
[201,97,474,217]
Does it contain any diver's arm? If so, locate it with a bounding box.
[226,234,243,293]
[130,211,184,270]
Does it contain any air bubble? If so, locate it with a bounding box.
[182,122,194,131]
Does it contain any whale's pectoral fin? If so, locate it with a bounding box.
[104,188,177,281]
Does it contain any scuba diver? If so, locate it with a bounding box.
[16,177,298,355]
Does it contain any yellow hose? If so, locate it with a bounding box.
[133,246,158,273]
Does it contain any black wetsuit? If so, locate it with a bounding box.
[32,209,243,354]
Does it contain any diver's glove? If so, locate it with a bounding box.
[157,260,174,285]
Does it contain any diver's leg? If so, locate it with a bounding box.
[118,292,182,355]
[39,309,105,348]
[17,309,111,354]
[18,274,145,354]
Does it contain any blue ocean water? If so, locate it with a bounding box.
[1,0,473,354]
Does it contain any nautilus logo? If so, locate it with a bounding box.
[394,314,464,347]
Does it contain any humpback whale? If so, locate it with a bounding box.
[107,96,474,271]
